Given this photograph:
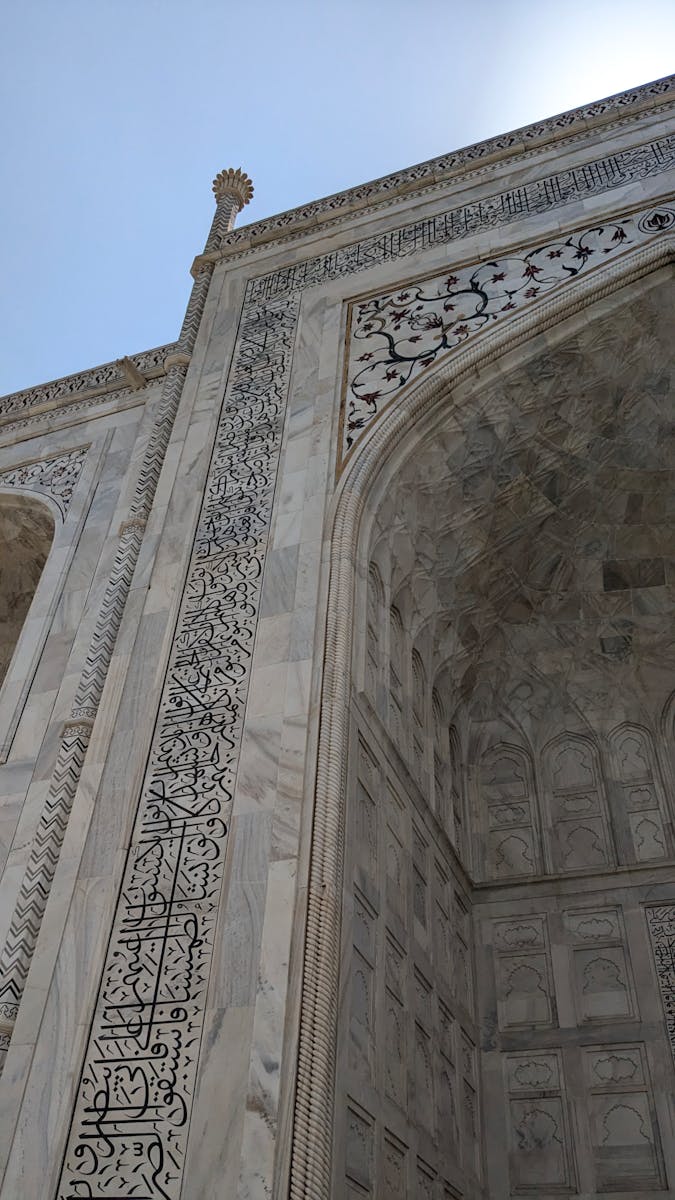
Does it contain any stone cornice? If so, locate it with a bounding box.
[0,342,176,425]
[194,73,675,267]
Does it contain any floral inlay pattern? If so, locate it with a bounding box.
[344,208,675,457]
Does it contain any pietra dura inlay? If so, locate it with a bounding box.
[343,209,675,457]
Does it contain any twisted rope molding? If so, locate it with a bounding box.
[288,235,675,1199]
[0,188,246,1059]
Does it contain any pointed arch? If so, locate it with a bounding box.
[608,722,671,861]
[542,731,614,872]
[476,740,540,879]
[290,243,675,1200]
[0,492,55,689]
[387,603,405,748]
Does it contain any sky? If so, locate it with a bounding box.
[1,0,674,396]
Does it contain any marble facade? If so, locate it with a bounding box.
[0,79,673,1199]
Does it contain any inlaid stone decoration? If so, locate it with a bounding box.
[0,449,86,687]
[343,206,675,459]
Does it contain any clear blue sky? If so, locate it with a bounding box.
[1,1,673,395]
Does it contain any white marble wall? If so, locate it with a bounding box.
[0,82,672,1200]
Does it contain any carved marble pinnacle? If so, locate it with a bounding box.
[212,167,254,210]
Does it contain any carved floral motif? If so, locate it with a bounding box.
[345,208,675,455]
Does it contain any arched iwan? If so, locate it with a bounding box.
[289,245,675,1199]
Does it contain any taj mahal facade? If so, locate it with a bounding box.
[0,75,673,1199]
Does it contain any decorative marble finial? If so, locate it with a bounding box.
[212,168,254,210]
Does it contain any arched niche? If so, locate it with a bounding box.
[0,492,55,688]
[607,722,670,862]
[293,257,675,1200]
[353,264,675,883]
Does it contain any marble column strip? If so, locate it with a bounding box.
[0,198,238,1062]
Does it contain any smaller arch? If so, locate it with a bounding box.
[431,686,446,743]
[477,740,540,879]
[542,731,614,872]
[608,722,671,861]
[388,603,404,671]
[658,692,675,809]
[0,492,55,689]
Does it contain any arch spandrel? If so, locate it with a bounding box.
[295,256,675,1199]
[339,206,675,470]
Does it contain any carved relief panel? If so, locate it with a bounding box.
[492,916,556,1030]
[543,733,615,874]
[479,896,674,1197]
[583,1043,666,1192]
[505,1050,576,1193]
[609,725,671,862]
[563,906,638,1025]
[478,743,541,880]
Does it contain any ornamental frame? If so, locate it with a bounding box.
[54,133,675,1200]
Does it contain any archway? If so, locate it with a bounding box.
[292,259,675,1198]
[0,493,55,688]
